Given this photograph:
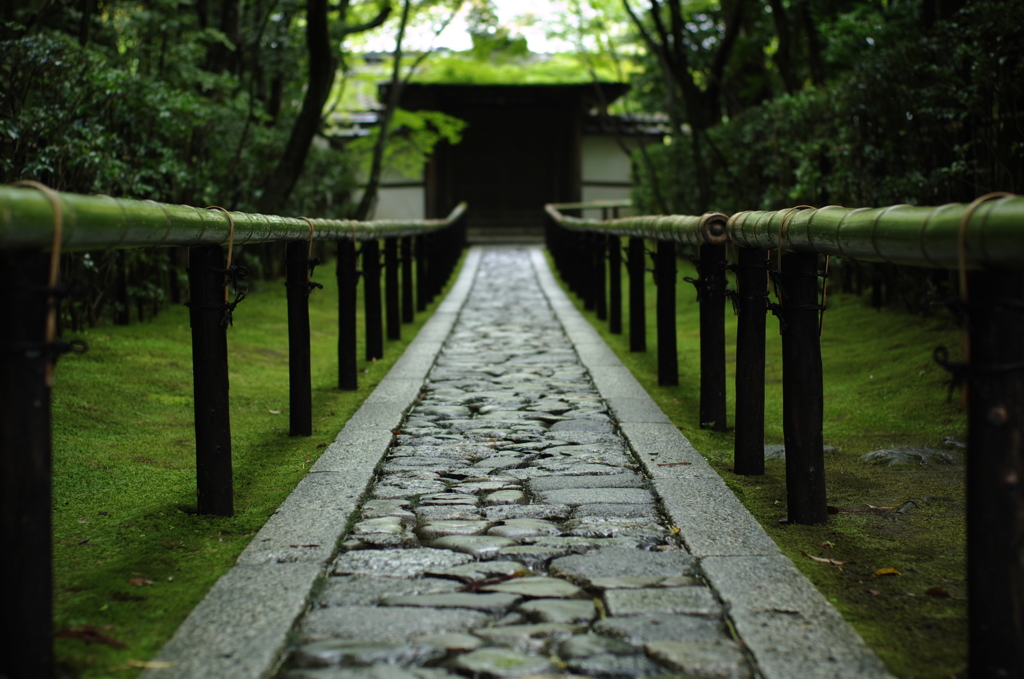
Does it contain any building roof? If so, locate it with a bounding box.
[382,82,631,113]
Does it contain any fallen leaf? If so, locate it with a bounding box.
[268,409,282,414]
[801,551,853,569]
[669,526,681,535]
[128,578,154,586]
[127,660,174,669]
[873,568,901,578]
[55,625,127,648]
[866,589,881,596]
[657,462,692,466]
[925,587,951,598]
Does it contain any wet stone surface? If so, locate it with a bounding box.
[278,249,752,679]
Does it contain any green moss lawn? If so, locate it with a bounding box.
[51,255,460,678]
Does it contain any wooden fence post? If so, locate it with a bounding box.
[699,243,727,430]
[965,268,1024,677]
[337,240,358,391]
[609,234,622,334]
[285,241,312,437]
[401,236,414,323]
[595,234,607,321]
[628,237,647,352]
[116,250,130,325]
[363,239,383,361]
[734,247,769,475]
[655,240,678,386]
[427,233,442,303]
[581,232,595,311]
[778,250,826,524]
[0,251,55,679]
[186,245,234,516]
[385,237,400,341]
[415,234,428,313]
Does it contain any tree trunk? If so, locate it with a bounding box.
[256,0,335,215]
[768,0,799,94]
[204,0,242,74]
[353,0,411,221]
[798,2,825,86]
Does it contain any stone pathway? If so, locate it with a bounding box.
[145,246,892,679]
[276,249,749,678]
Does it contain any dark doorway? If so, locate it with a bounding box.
[393,83,629,242]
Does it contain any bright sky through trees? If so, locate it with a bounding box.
[364,0,576,54]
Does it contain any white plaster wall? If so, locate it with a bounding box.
[366,186,425,220]
[580,185,638,220]
[582,135,634,183]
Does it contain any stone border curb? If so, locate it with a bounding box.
[529,247,894,679]
[141,248,485,679]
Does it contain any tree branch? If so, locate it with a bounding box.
[340,1,393,37]
[353,0,410,220]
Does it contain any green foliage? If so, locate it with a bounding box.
[415,51,602,84]
[344,108,467,178]
[284,139,359,218]
[1,0,370,211]
[629,0,1024,215]
[1,0,369,323]
[466,0,529,61]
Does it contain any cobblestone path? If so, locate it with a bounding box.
[277,249,752,679]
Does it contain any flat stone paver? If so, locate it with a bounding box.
[146,247,893,679]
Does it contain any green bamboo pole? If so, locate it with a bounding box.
[725,197,1024,269]
[0,186,467,251]
[545,204,729,247]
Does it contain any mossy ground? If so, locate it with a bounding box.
[50,256,462,678]
[552,250,967,679]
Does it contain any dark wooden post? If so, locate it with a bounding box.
[415,234,428,312]
[871,264,884,309]
[966,268,1024,678]
[186,245,233,516]
[337,240,358,390]
[385,237,400,341]
[115,249,130,325]
[699,243,727,431]
[401,236,414,323]
[655,240,678,386]
[628,237,647,352]
[595,234,607,321]
[609,234,622,334]
[285,241,312,437]
[778,251,826,524]
[363,239,383,361]
[582,233,596,312]
[427,233,442,303]
[734,248,769,475]
[0,251,54,679]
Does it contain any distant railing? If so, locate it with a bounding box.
[0,183,467,679]
[545,194,1024,676]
